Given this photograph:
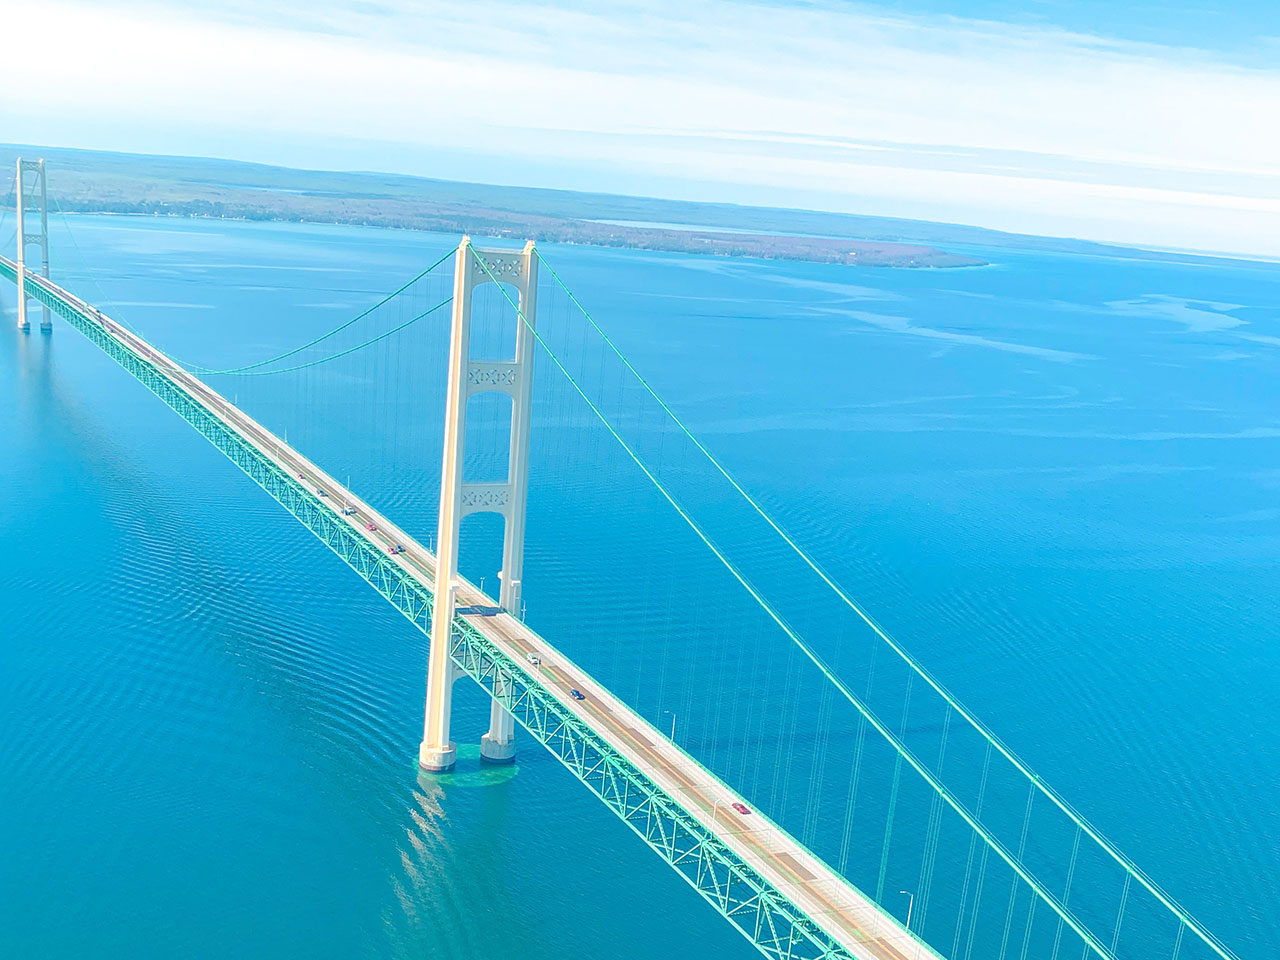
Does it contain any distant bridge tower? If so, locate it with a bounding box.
[14,158,51,333]
[419,237,538,772]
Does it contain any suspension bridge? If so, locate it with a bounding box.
[1,159,1248,960]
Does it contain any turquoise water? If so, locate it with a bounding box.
[1,215,1277,957]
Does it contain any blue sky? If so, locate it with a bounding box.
[2,0,1278,255]
[851,0,1279,57]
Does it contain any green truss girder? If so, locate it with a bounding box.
[3,259,862,960]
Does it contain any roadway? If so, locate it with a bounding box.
[11,259,938,960]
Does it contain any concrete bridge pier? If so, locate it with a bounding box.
[419,237,538,773]
[480,688,517,763]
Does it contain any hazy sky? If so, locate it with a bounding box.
[3,0,1278,256]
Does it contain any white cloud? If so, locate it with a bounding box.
[2,0,1278,255]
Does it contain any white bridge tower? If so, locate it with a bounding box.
[419,237,538,772]
[14,157,51,333]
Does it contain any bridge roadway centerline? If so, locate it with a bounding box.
[6,258,936,960]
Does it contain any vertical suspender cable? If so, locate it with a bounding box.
[475,246,1119,960]
[532,249,1238,960]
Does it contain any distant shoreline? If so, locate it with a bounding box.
[47,199,987,269]
[12,143,1271,271]
[0,143,983,270]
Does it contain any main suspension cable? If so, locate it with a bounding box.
[204,296,453,377]
[533,248,1237,960]
[189,247,455,375]
[473,242,1116,960]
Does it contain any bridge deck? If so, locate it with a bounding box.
[4,257,937,960]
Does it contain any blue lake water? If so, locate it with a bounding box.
[1,214,1277,958]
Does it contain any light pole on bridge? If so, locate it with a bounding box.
[898,889,914,932]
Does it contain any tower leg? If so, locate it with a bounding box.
[418,573,459,772]
[479,241,538,764]
[480,686,516,764]
[15,159,27,332]
[39,159,51,333]
[418,580,459,773]
[418,239,474,774]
